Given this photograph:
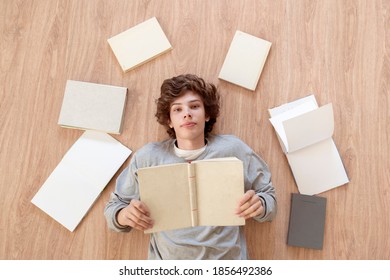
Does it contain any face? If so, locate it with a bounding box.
[168,91,209,149]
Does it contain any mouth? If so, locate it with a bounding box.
[181,122,196,128]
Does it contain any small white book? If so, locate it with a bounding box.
[107,17,172,72]
[31,130,132,231]
[218,30,272,91]
[58,80,127,134]
[269,95,349,195]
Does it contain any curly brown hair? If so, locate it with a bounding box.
[155,74,220,138]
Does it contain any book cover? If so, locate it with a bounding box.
[218,30,272,91]
[287,193,327,250]
[138,157,246,233]
[58,80,127,134]
[31,130,132,231]
[107,17,172,72]
[269,95,349,195]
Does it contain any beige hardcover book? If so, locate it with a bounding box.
[58,80,127,134]
[138,157,245,233]
[269,95,349,195]
[107,17,172,72]
[218,30,272,91]
[31,130,132,232]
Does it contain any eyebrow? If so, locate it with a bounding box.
[171,99,202,106]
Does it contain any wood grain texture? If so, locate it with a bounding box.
[0,0,388,259]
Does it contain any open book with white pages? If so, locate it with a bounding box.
[268,95,349,195]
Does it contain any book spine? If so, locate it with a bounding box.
[187,162,198,227]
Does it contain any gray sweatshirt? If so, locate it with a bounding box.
[104,134,277,259]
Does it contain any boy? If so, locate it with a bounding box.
[104,74,276,259]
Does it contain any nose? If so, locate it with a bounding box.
[184,107,192,118]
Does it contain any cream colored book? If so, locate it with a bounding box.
[138,157,245,233]
[107,17,172,72]
[31,130,132,231]
[58,80,127,134]
[218,30,272,91]
[269,95,349,195]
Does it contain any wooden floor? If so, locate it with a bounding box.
[0,0,389,260]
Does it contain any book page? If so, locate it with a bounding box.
[283,103,334,153]
[31,164,100,232]
[286,138,349,195]
[31,131,132,231]
[268,94,318,117]
[195,159,245,226]
[138,163,192,233]
[269,101,318,152]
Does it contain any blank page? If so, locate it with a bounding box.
[286,139,349,195]
[283,103,334,153]
[31,131,132,231]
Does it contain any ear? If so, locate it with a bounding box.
[168,119,173,128]
[205,116,210,122]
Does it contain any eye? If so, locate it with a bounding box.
[172,107,182,112]
[191,104,200,109]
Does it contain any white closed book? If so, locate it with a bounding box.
[58,80,127,134]
[31,130,132,231]
[108,17,172,72]
[219,30,271,91]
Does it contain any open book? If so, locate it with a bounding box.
[138,157,245,233]
[269,95,349,195]
[31,131,132,231]
[218,30,271,91]
[58,80,127,134]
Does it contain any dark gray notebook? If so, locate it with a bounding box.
[287,193,327,250]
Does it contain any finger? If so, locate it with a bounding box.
[237,190,256,206]
[122,210,153,230]
[128,212,154,229]
[130,200,151,216]
[128,204,154,224]
[240,200,262,219]
[236,192,259,214]
[243,202,264,219]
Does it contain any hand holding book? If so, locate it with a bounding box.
[120,189,262,233]
[138,158,246,233]
[117,200,154,231]
[236,190,265,219]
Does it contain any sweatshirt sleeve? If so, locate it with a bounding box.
[245,151,277,223]
[104,155,140,232]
